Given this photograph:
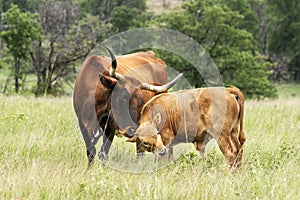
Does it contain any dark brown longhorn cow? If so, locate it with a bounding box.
[73,47,182,167]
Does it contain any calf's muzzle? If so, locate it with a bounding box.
[158,146,168,156]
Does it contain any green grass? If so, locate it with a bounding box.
[275,83,300,98]
[1,85,300,199]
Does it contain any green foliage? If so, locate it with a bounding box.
[77,0,148,33]
[77,0,146,20]
[110,5,149,33]
[266,0,300,81]
[1,5,42,93]
[154,0,277,98]
[223,0,259,41]
[223,52,277,98]
[77,0,114,19]
[1,5,42,60]
[108,1,148,33]
[0,0,298,97]
[0,0,37,14]
[266,0,300,54]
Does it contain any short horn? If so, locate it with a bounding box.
[141,73,183,93]
[104,46,124,80]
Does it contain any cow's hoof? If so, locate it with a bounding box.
[98,152,108,162]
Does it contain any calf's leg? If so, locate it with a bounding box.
[136,140,145,159]
[230,127,244,168]
[217,131,240,168]
[194,131,213,158]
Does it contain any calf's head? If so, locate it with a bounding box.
[127,113,168,156]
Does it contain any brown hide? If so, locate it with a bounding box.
[129,86,246,168]
[73,51,167,165]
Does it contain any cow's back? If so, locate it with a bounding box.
[116,51,167,84]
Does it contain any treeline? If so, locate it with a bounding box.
[0,0,299,98]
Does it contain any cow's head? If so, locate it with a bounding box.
[99,47,182,137]
[127,113,168,156]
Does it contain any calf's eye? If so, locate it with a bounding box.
[143,143,152,148]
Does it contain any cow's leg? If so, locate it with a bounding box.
[87,145,96,167]
[99,125,115,161]
[79,121,96,168]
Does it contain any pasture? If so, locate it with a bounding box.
[0,85,300,199]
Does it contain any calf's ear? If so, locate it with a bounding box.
[126,136,138,143]
[151,113,161,126]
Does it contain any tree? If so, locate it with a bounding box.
[233,0,290,82]
[110,5,149,33]
[0,0,33,14]
[77,0,114,21]
[108,0,148,33]
[1,5,42,93]
[77,0,146,22]
[266,0,300,82]
[154,0,277,98]
[30,0,104,95]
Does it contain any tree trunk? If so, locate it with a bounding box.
[44,55,56,95]
[30,41,42,95]
[3,76,10,94]
[14,56,20,93]
[295,64,300,82]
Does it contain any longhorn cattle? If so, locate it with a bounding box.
[127,86,246,168]
[73,47,182,167]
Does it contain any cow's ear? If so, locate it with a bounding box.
[126,136,138,143]
[99,73,117,89]
[151,113,161,126]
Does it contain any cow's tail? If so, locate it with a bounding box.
[229,86,246,146]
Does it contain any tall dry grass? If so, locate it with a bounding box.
[0,85,299,199]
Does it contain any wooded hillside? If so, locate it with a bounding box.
[0,0,299,97]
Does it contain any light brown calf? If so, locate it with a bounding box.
[127,86,246,168]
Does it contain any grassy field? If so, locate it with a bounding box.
[0,85,300,199]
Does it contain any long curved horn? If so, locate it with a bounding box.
[141,73,183,93]
[104,46,124,80]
